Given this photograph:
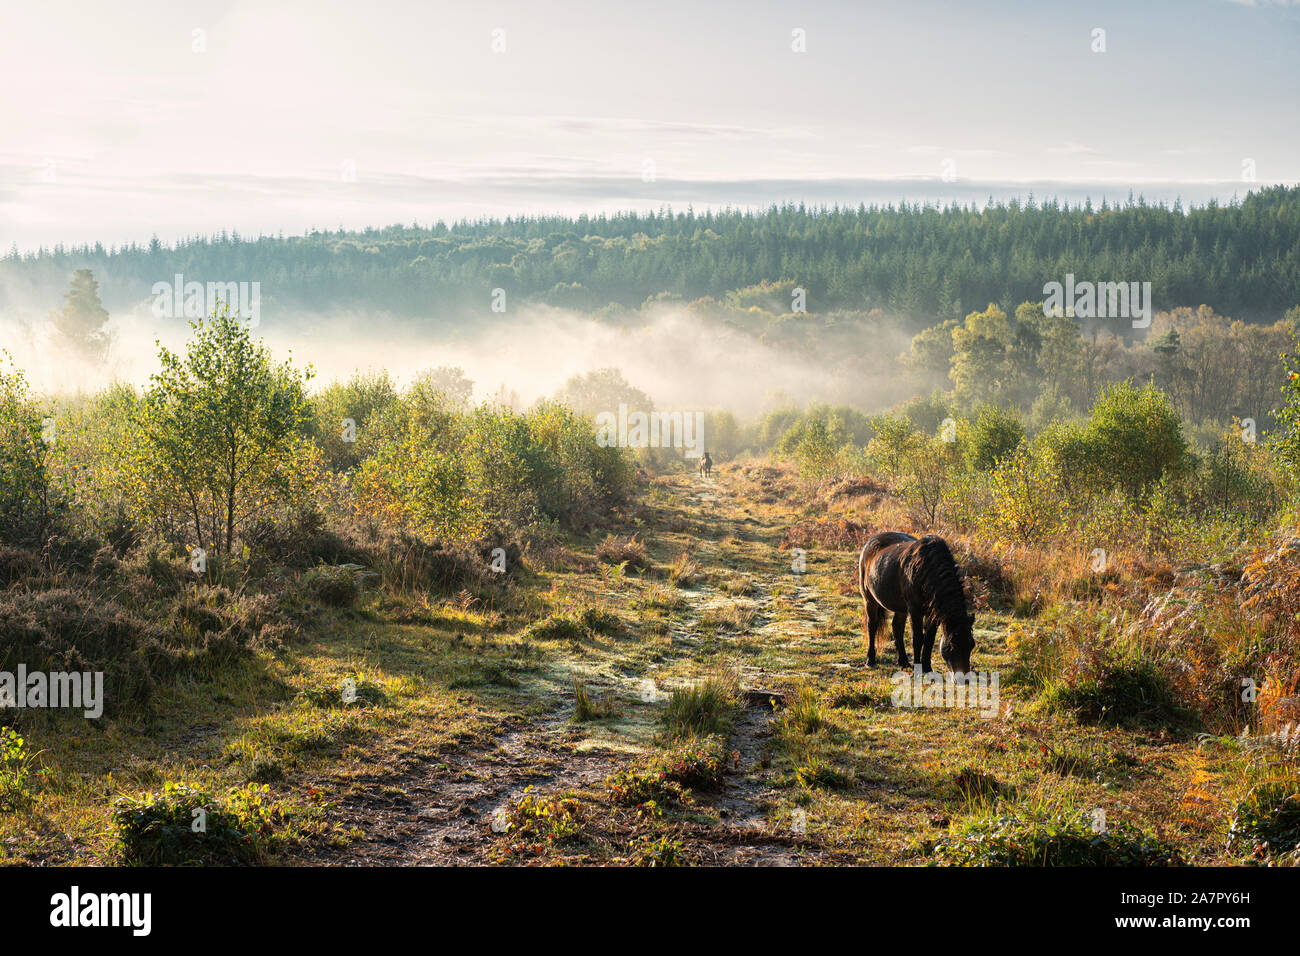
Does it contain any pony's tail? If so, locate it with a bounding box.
[857,545,885,641]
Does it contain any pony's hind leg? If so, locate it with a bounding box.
[864,597,882,667]
[892,611,911,668]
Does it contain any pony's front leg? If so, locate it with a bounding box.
[920,619,938,673]
[910,610,927,671]
[892,611,910,668]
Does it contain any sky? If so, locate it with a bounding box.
[1,0,1298,252]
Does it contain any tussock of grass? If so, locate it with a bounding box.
[523,606,623,645]
[573,680,617,722]
[661,669,741,740]
[521,612,586,643]
[667,553,703,588]
[699,604,756,633]
[952,766,1009,803]
[781,684,830,736]
[796,754,854,791]
[634,584,687,613]
[825,679,891,709]
[717,572,757,596]
[1030,738,1138,780]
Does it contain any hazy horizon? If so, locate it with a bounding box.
[3,0,1298,253]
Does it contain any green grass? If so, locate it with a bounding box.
[661,670,741,740]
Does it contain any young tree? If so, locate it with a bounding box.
[0,352,50,541]
[961,403,1025,470]
[136,308,314,555]
[1075,381,1188,499]
[309,368,399,472]
[554,368,653,417]
[866,414,922,477]
[50,268,111,362]
[1037,310,1087,404]
[412,365,474,406]
[1274,334,1300,483]
[906,319,959,383]
[950,303,1012,406]
[899,435,961,527]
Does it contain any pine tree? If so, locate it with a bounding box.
[50,268,111,362]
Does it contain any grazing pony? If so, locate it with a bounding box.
[856,531,975,673]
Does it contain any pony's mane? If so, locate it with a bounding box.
[905,535,967,629]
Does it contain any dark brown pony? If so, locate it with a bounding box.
[856,532,975,673]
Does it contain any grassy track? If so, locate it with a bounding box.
[0,463,1259,865]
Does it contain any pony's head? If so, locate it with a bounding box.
[940,610,976,674]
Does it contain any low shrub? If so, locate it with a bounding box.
[112,782,288,865]
[302,563,375,608]
[0,588,176,709]
[596,535,649,571]
[0,727,38,810]
[605,768,688,808]
[502,787,585,845]
[931,809,1181,866]
[627,834,688,866]
[1041,659,1192,730]
[655,735,732,791]
[1228,779,1300,858]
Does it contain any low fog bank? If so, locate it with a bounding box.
[0,304,921,419]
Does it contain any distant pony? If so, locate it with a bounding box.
[699,451,713,478]
[856,532,974,672]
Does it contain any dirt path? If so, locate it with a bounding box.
[673,474,814,863]
[318,716,631,864]
[307,470,844,865]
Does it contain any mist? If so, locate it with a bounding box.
[1,302,921,420]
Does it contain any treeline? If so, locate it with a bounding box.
[5,185,1300,321]
[904,303,1299,438]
